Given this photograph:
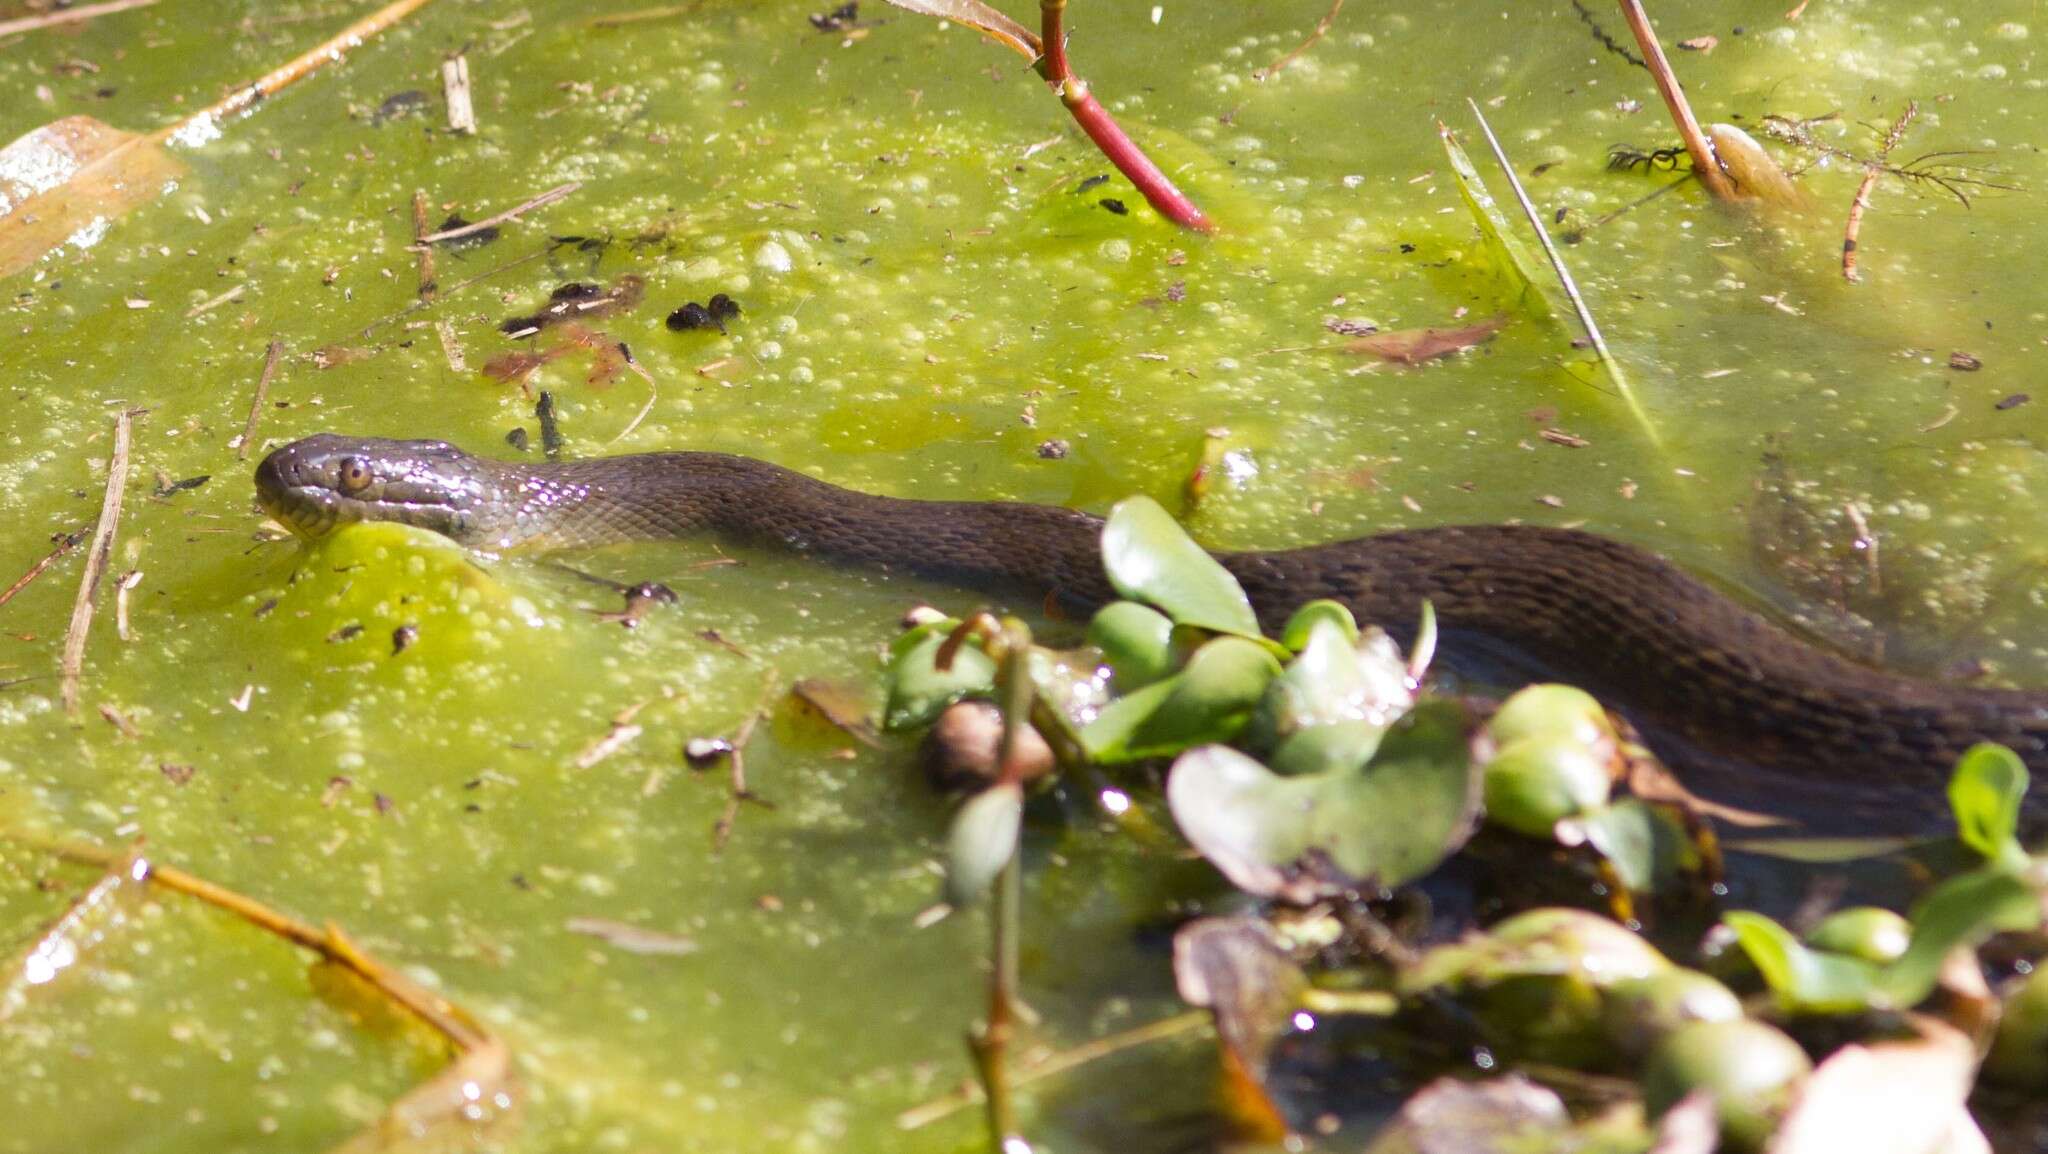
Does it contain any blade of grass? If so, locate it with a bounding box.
[1465,100,1656,447]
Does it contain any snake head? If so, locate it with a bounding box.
[255,434,492,543]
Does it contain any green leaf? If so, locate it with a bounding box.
[1948,742,2030,868]
[1079,636,1281,763]
[1570,799,1696,895]
[1165,700,1481,902]
[1878,866,2043,1007]
[881,621,997,731]
[1085,601,1177,690]
[1279,600,1358,652]
[1722,911,1883,1015]
[1101,496,1261,638]
[1439,121,1555,322]
[1268,720,1386,777]
[1249,619,1412,753]
[945,782,1022,907]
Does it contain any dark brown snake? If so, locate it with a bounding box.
[256,434,2048,830]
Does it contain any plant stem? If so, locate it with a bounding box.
[1615,0,1737,201]
[1034,1,1213,233]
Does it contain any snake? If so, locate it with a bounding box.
[256,433,2048,828]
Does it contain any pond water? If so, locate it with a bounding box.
[0,1,2043,1150]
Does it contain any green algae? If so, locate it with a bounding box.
[1,1,2046,1150]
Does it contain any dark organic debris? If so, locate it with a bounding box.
[593,581,678,628]
[684,736,734,768]
[809,2,859,32]
[1076,174,1111,194]
[500,275,644,338]
[1996,393,2030,412]
[1099,197,1129,216]
[666,292,741,334]
[371,90,430,125]
[433,214,500,249]
[536,391,564,458]
[505,427,530,452]
[152,472,210,497]
[392,624,419,654]
[1036,439,1070,460]
[1948,351,1983,372]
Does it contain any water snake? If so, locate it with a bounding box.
[255,433,2048,829]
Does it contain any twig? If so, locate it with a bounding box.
[358,246,548,336]
[1843,101,1917,283]
[1570,0,1645,67]
[184,283,244,317]
[441,54,476,135]
[0,527,89,610]
[411,190,437,301]
[1035,1,1212,233]
[1615,0,1737,201]
[233,340,285,460]
[415,182,579,245]
[0,0,160,39]
[588,3,699,26]
[177,0,440,131]
[114,570,142,641]
[1253,0,1342,82]
[61,409,138,718]
[435,320,468,373]
[898,1011,1209,1130]
[1466,101,1651,443]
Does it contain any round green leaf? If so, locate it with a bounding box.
[882,621,997,732]
[1101,496,1260,637]
[1165,699,1481,902]
[1279,599,1358,652]
[1085,601,1177,690]
[945,781,1022,908]
[1079,636,1280,763]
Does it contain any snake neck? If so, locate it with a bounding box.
[498,452,1117,607]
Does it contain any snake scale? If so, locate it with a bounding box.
[256,433,2048,829]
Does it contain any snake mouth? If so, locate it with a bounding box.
[253,451,343,539]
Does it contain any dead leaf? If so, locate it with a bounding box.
[1766,1015,1985,1154]
[791,677,881,748]
[879,0,1040,59]
[1174,917,1306,1143]
[1347,315,1508,364]
[1365,1075,1571,1154]
[1627,748,1790,829]
[0,116,185,279]
[565,916,699,957]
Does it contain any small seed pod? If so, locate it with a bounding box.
[1643,1019,1812,1152]
[920,700,1054,793]
[1601,968,1744,1057]
[1805,906,1912,964]
[1482,734,1613,838]
[1487,683,1614,750]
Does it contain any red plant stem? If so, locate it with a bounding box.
[1615,0,1738,202]
[1057,81,1214,233]
[1036,0,1214,233]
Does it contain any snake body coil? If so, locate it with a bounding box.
[257,434,2048,828]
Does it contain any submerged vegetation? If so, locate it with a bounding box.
[1,1,2045,1152]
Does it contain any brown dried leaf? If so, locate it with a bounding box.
[0,115,186,279]
[1365,1075,1570,1154]
[1174,917,1305,1143]
[791,677,882,748]
[1765,1016,1985,1154]
[880,0,1041,60]
[1347,315,1508,365]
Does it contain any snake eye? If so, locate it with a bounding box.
[336,457,374,495]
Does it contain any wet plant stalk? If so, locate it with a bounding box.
[1615,0,1737,201]
[971,623,1037,1149]
[1465,100,1650,445]
[1036,0,1213,233]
